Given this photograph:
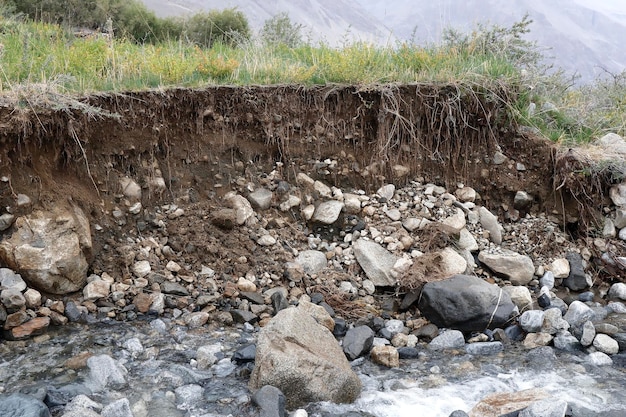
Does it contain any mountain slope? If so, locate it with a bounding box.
[140,0,626,82]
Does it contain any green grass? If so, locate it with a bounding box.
[0,15,624,144]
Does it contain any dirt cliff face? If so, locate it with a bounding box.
[0,84,603,290]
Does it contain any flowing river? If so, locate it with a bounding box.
[1,317,625,417]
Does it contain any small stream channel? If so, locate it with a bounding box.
[1,317,625,417]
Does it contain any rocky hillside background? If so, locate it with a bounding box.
[140,0,626,83]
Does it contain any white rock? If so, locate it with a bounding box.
[402,217,421,232]
[353,239,398,287]
[384,208,401,221]
[439,247,468,276]
[225,192,254,225]
[296,172,315,189]
[257,235,277,246]
[502,286,533,312]
[478,250,534,285]
[609,282,626,300]
[247,188,273,210]
[83,279,111,301]
[166,261,181,273]
[128,202,142,215]
[23,288,42,308]
[119,177,142,201]
[314,180,332,199]
[455,187,476,203]
[548,258,570,279]
[587,351,613,366]
[312,201,344,224]
[593,334,619,355]
[610,182,626,206]
[457,228,479,251]
[295,250,328,275]
[343,193,362,214]
[442,207,466,232]
[478,206,502,245]
[615,208,626,229]
[132,261,151,278]
[280,195,301,212]
[301,204,315,221]
[377,184,395,201]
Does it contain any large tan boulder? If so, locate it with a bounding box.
[249,307,361,409]
[0,205,91,294]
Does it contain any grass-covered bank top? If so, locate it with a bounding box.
[0,4,624,144]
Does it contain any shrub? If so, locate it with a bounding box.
[260,13,303,48]
[184,8,250,48]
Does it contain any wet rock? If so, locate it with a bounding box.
[146,394,183,417]
[418,274,515,332]
[312,201,344,225]
[102,398,132,417]
[295,250,328,275]
[609,282,626,300]
[343,325,375,360]
[370,345,399,368]
[86,354,128,391]
[523,332,553,349]
[579,320,596,346]
[252,385,286,417]
[478,206,502,245]
[233,344,257,364]
[478,250,534,286]
[503,286,533,312]
[466,341,504,356]
[541,308,569,335]
[0,393,51,417]
[519,398,568,417]
[553,331,580,351]
[519,310,544,333]
[397,347,420,359]
[352,239,398,287]
[593,334,619,355]
[249,307,361,409]
[429,330,465,350]
[0,206,91,294]
[587,351,613,366]
[5,317,50,340]
[65,301,88,322]
[563,300,594,329]
[469,388,549,417]
[248,188,273,210]
[563,252,590,291]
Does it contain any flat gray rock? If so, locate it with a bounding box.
[312,201,344,224]
[478,206,502,244]
[352,239,398,287]
[295,250,328,275]
[429,330,465,350]
[478,250,534,285]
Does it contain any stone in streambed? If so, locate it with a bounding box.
[252,385,286,417]
[343,325,375,360]
[353,239,398,287]
[0,393,51,417]
[249,307,361,409]
[519,398,569,417]
[563,252,591,291]
[429,330,465,350]
[370,345,399,368]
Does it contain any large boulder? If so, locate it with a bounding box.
[249,307,361,409]
[0,205,91,294]
[417,274,515,332]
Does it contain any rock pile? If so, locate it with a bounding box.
[2,159,626,415]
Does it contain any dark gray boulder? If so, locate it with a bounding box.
[417,274,515,332]
[0,393,51,417]
[342,325,375,360]
[563,252,590,291]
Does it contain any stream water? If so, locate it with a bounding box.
[1,318,625,417]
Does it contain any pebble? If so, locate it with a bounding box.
[429,330,465,350]
[593,334,619,355]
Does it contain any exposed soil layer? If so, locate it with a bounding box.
[0,84,614,287]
